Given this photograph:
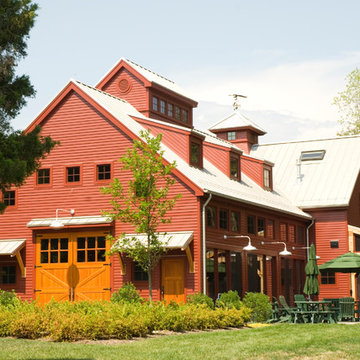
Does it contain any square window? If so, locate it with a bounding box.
[331,240,339,249]
[1,266,16,284]
[207,207,216,227]
[97,164,111,181]
[219,209,228,230]
[37,168,50,185]
[67,166,80,182]
[321,271,335,285]
[152,97,158,111]
[160,100,166,114]
[247,216,255,234]
[168,104,173,117]
[231,211,240,232]
[227,132,236,141]
[134,263,148,281]
[3,191,15,206]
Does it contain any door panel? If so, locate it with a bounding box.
[161,258,185,304]
[35,231,110,303]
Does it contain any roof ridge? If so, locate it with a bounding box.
[125,58,175,85]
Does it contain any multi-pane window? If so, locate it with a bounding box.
[160,100,166,114]
[227,131,236,141]
[1,266,16,284]
[97,164,111,181]
[321,271,335,285]
[207,207,216,227]
[247,215,255,234]
[190,142,201,167]
[168,104,173,117]
[134,263,148,281]
[230,156,240,180]
[263,167,272,190]
[37,168,50,185]
[355,234,360,252]
[219,209,228,230]
[40,238,69,264]
[175,106,181,120]
[3,191,15,206]
[67,166,80,183]
[257,218,265,237]
[231,211,240,232]
[77,236,106,263]
[152,97,158,111]
[182,109,188,123]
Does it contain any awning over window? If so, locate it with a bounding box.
[112,231,195,274]
[0,239,25,256]
[0,239,26,278]
[27,215,112,228]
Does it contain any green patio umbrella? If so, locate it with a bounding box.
[319,252,360,273]
[303,244,319,297]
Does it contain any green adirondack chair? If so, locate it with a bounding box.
[279,295,301,323]
[339,297,355,321]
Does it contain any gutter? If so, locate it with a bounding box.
[202,190,212,295]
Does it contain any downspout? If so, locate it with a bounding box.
[306,219,315,261]
[202,191,212,295]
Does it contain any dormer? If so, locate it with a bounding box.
[96,58,198,128]
[208,111,266,154]
[188,131,205,168]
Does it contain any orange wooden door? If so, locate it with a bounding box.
[35,231,111,303]
[161,258,185,304]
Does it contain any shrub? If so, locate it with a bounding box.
[186,292,214,309]
[242,292,272,322]
[111,282,143,304]
[0,290,20,308]
[216,290,243,310]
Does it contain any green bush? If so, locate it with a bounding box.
[186,292,214,309]
[0,290,20,308]
[216,290,243,310]
[111,282,143,304]
[242,292,272,322]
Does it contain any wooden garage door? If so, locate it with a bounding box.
[35,231,111,304]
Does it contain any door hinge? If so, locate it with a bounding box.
[34,265,42,269]
[34,289,42,293]
[103,288,112,291]
[103,263,111,267]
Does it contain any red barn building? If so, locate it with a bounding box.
[3,58,344,304]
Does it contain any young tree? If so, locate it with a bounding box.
[102,130,181,302]
[334,68,360,136]
[0,0,56,211]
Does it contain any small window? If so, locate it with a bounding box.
[227,131,236,141]
[331,240,339,249]
[175,106,181,120]
[67,166,80,183]
[263,168,272,190]
[297,226,305,244]
[97,164,111,181]
[231,211,240,232]
[257,218,265,237]
[37,168,50,185]
[152,97,158,111]
[230,156,240,180]
[247,215,255,234]
[190,142,201,167]
[134,263,148,281]
[300,150,326,161]
[182,109,188,123]
[168,104,173,117]
[207,207,216,227]
[321,271,335,285]
[355,235,360,252]
[1,266,16,284]
[3,191,16,206]
[160,100,166,114]
[219,209,228,230]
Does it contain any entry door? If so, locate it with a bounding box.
[35,231,111,304]
[161,258,185,304]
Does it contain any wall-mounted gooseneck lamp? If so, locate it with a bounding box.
[49,209,75,229]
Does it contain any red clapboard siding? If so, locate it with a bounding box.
[203,143,229,175]
[310,210,350,299]
[241,155,263,186]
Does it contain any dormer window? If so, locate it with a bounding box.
[263,166,272,191]
[152,97,158,111]
[182,109,188,123]
[230,153,241,181]
[160,100,166,114]
[175,106,181,120]
[227,131,236,141]
[168,104,173,117]
[189,133,204,168]
[300,150,325,161]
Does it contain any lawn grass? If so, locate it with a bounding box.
[1,324,360,360]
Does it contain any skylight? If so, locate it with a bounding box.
[300,150,326,161]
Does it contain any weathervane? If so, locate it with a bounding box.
[229,94,247,111]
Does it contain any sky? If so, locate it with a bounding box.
[13,0,360,143]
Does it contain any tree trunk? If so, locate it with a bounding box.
[148,267,152,303]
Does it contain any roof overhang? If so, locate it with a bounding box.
[27,215,112,228]
[0,239,26,256]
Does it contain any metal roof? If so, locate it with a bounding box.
[112,231,194,251]
[73,80,310,219]
[252,136,360,209]
[0,239,26,255]
[27,215,112,228]
[209,111,266,134]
